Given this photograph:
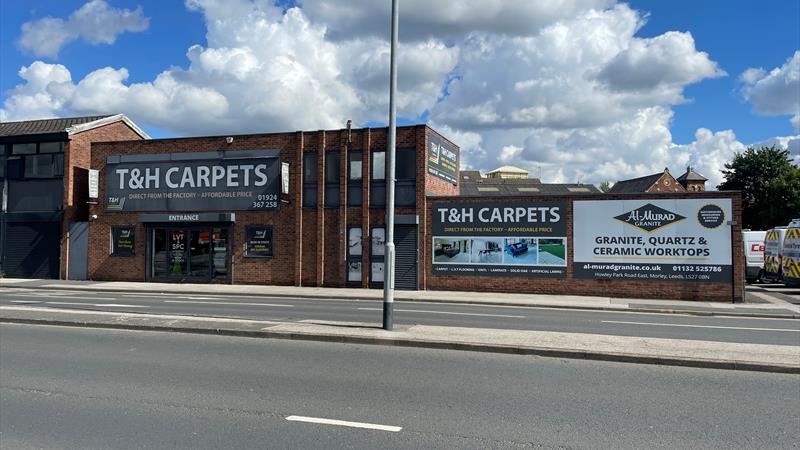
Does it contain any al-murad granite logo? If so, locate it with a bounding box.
[614,203,686,232]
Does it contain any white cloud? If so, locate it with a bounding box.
[430,4,720,132]
[0,61,74,121]
[2,0,794,190]
[18,0,150,58]
[598,31,725,91]
[740,51,800,131]
[299,0,613,41]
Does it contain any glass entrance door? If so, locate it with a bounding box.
[149,225,229,282]
[189,230,211,277]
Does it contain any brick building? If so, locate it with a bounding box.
[609,167,708,193]
[85,124,742,302]
[88,125,458,290]
[0,115,147,279]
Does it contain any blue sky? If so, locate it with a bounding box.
[0,1,797,185]
[627,0,799,143]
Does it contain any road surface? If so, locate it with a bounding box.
[2,323,799,449]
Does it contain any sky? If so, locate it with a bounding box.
[1,0,798,188]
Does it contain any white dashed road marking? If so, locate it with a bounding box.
[357,307,524,318]
[285,415,402,432]
[163,300,294,307]
[602,320,800,332]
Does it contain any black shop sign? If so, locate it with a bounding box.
[105,149,280,212]
[111,226,135,256]
[427,131,458,184]
[245,225,273,257]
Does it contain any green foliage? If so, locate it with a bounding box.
[599,181,612,193]
[717,146,800,230]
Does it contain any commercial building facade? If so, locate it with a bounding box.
[89,125,459,290]
[0,115,147,279]
[2,117,742,302]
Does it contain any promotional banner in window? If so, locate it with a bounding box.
[111,226,135,256]
[427,132,458,184]
[573,199,732,282]
[431,202,567,277]
[245,226,273,257]
[105,150,280,212]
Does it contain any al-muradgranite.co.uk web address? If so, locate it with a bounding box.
[583,263,660,271]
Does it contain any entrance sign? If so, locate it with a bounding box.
[427,131,458,184]
[105,149,280,212]
[573,199,733,282]
[431,201,567,277]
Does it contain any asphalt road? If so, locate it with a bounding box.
[2,323,798,449]
[1,288,799,346]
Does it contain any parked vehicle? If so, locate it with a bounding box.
[781,219,800,286]
[763,226,788,281]
[742,230,767,283]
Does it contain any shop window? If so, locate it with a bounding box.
[347,226,362,283]
[11,143,36,155]
[348,151,362,207]
[370,226,385,283]
[6,157,23,180]
[24,154,63,178]
[302,152,317,207]
[7,142,65,179]
[370,151,386,207]
[7,179,64,212]
[39,142,64,153]
[325,152,340,208]
[368,149,414,207]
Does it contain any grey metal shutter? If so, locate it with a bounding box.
[4,222,60,279]
[393,225,418,290]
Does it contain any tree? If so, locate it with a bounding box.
[599,181,612,193]
[717,146,800,230]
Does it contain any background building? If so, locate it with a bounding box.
[608,167,707,193]
[459,168,600,196]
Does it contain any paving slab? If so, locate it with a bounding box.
[2,305,798,374]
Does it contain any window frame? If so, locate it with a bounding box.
[347,151,363,207]
[324,151,340,208]
[302,152,318,208]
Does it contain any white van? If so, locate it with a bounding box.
[763,226,787,280]
[781,219,800,286]
[743,230,767,283]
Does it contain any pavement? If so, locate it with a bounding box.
[2,278,798,374]
[2,277,799,318]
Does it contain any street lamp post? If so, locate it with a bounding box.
[383,0,399,331]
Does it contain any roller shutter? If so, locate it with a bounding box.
[394,224,418,290]
[4,222,60,279]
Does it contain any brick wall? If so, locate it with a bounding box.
[60,120,144,279]
[647,171,686,193]
[423,191,744,302]
[87,125,443,288]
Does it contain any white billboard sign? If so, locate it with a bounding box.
[573,198,732,282]
[88,169,99,198]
